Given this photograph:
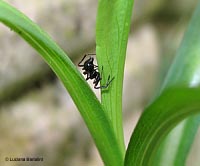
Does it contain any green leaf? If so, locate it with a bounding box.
[96,0,134,153]
[0,1,123,166]
[153,115,200,166]
[125,87,200,166]
[125,1,200,165]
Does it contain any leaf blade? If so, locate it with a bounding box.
[0,1,123,165]
[125,1,200,165]
[96,0,134,153]
[153,116,200,166]
[125,87,200,165]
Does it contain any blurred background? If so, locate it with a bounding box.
[0,0,200,165]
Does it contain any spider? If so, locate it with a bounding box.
[78,53,114,89]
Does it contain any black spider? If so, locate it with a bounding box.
[78,53,114,89]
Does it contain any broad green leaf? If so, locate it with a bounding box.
[125,1,200,165]
[0,1,123,166]
[125,87,200,165]
[153,0,200,165]
[153,115,200,166]
[96,0,134,153]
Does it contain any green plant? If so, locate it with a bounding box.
[0,0,200,166]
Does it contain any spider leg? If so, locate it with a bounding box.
[88,53,97,68]
[94,75,114,89]
[78,54,87,66]
[83,71,87,75]
[85,73,91,80]
[94,65,98,69]
[78,53,96,66]
[101,66,103,74]
[87,53,96,56]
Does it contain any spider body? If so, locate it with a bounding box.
[78,54,114,89]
